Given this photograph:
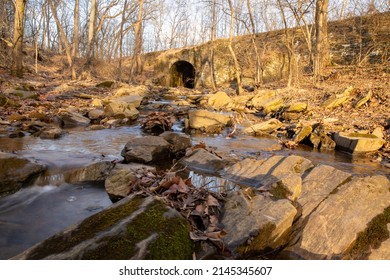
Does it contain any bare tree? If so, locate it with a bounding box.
[130,0,144,79]
[72,0,80,58]
[227,0,243,94]
[246,0,263,85]
[86,0,97,64]
[48,0,76,79]
[313,0,330,84]
[11,0,27,77]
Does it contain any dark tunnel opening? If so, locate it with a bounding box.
[169,60,195,88]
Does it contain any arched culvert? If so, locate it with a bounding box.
[169,60,195,88]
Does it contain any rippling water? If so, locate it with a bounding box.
[0,182,111,259]
[0,124,388,259]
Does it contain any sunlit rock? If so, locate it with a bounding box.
[333,132,385,153]
[293,175,390,259]
[222,190,297,256]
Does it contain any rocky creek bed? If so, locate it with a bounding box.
[0,81,389,260]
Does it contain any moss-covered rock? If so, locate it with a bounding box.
[221,190,297,257]
[13,194,194,260]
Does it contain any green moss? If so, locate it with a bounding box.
[344,206,390,260]
[347,133,378,139]
[82,199,193,260]
[270,182,292,200]
[27,195,144,259]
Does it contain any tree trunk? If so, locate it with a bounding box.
[48,0,76,79]
[130,0,144,80]
[210,0,217,90]
[313,0,330,84]
[246,0,262,85]
[117,0,128,81]
[11,0,27,78]
[72,0,80,58]
[227,0,243,94]
[86,0,97,65]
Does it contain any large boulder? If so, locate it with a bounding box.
[222,190,297,256]
[13,194,194,259]
[0,152,46,196]
[188,110,230,132]
[333,132,385,153]
[292,175,390,259]
[105,163,156,201]
[59,110,91,128]
[121,136,171,164]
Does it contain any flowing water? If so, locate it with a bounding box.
[0,123,388,259]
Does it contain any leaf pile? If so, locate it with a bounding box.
[140,112,176,134]
[127,168,229,258]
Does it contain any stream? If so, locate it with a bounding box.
[0,124,388,259]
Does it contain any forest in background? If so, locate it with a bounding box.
[0,0,389,83]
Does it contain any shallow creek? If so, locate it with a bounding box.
[0,124,388,259]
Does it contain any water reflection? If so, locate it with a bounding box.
[189,171,240,193]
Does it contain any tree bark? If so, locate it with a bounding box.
[11,0,27,78]
[117,0,128,81]
[313,0,330,84]
[48,0,76,79]
[210,0,217,90]
[72,0,80,58]
[130,0,144,80]
[246,0,262,85]
[227,0,243,94]
[86,0,97,65]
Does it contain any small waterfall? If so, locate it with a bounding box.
[34,172,66,186]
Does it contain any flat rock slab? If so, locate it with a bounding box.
[13,194,193,259]
[222,191,297,256]
[333,132,385,153]
[294,175,390,259]
[299,165,352,220]
[0,152,46,197]
[223,155,313,188]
